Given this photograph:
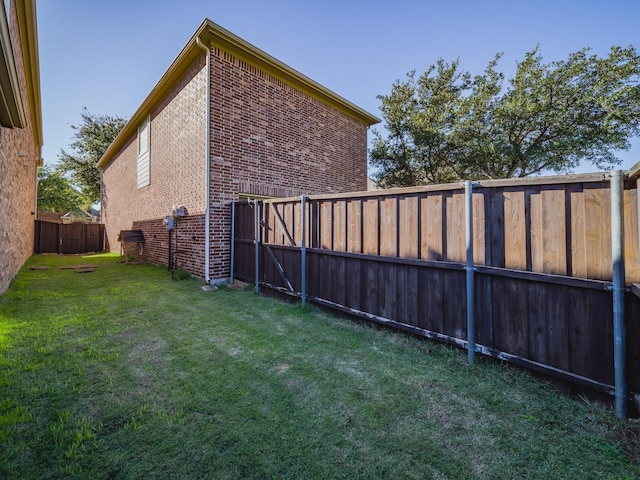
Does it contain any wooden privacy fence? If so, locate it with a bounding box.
[232,172,640,417]
[34,220,104,254]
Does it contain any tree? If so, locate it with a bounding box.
[56,108,127,203]
[370,46,640,187]
[37,166,89,214]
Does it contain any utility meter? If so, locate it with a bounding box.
[164,216,174,230]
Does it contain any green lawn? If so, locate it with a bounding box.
[0,253,638,479]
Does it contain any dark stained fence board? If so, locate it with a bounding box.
[307,250,321,298]
[85,224,104,252]
[570,289,614,384]
[486,187,505,268]
[545,283,571,372]
[491,275,529,357]
[60,223,85,254]
[527,281,549,365]
[333,252,347,307]
[233,242,254,282]
[418,267,444,333]
[344,257,362,311]
[234,203,254,243]
[475,274,494,347]
[35,220,59,253]
[397,265,419,327]
[378,262,397,320]
[360,259,378,314]
[626,292,640,393]
[442,270,466,340]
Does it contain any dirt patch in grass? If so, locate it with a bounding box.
[227,280,248,290]
[126,259,145,265]
[58,264,100,271]
[75,268,96,273]
[275,363,290,373]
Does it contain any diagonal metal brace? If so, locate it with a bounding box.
[265,246,295,293]
[271,205,296,246]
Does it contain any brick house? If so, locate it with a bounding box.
[0,0,43,293]
[98,19,379,284]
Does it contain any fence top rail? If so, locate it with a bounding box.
[628,160,640,180]
[255,171,621,204]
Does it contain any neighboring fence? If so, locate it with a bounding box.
[232,172,640,416]
[34,220,104,254]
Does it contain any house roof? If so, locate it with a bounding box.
[0,0,42,158]
[98,18,380,170]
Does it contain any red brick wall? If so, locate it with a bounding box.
[126,215,206,277]
[206,47,369,279]
[209,48,368,201]
[103,42,370,282]
[0,2,38,293]
[102,57,208,260]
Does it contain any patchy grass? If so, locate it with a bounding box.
[0,253,638,479]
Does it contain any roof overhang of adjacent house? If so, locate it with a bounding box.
[97,18,380,170]
[0,1,26,128]
[0,0,42,156]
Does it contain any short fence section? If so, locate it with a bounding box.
[34,220,104,254]
[232,172,640,413]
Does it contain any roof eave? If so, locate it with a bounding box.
[197,19,380,126]
[98,19,380,170]
[15,0,42,156]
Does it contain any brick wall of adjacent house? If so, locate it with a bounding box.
[102,57,208,269]
[124,215,206,277]
[206,46,369,280]
[0,3,38,293]
[103,44,370,282]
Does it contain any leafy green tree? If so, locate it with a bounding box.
[370,46,640,187]
[56,108,127,203]
[37,166,89,214]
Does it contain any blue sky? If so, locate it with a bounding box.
[37,0,640,174]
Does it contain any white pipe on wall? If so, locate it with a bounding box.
[196,37,212,283]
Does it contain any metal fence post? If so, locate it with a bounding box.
[230,201,236,284]
[254,199,260,294]
[301,195,307,306]
[465,180,476,364]
[610,170,627,419]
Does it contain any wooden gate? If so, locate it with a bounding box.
[34,221,104,254]
[34,220,59,253]
[60,223,85,254]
